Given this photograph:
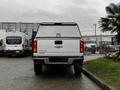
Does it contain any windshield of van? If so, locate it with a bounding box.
[6,36,22,44]
[36,25,81,38]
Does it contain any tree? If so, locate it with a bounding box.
[99,3,120,60]
[100,3,120,43]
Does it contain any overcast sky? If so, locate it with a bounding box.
[0,0,119,35]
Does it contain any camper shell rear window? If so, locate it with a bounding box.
[36,23,81,38]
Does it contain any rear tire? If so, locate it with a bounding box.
[74,65,82,76]
[34,64,42,75]
[0,52,4,57]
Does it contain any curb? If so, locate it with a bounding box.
[82,68,114,90]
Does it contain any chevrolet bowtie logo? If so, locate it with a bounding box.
[54,45,63,48]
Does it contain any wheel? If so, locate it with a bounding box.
[25,50,31,56]
[34,64,42,75]
[74,65,82,76]
[0,52,3,56]
[23,51,28,56]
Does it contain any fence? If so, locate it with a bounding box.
[0,22,39,37]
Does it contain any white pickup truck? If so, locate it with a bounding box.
[32,22,84,75]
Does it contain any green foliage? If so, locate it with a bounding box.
[84,58,120,90]
[99,3,120,42]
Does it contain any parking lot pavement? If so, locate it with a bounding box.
[0,57,102,90]
[84,54,103,62]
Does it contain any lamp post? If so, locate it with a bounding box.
[93,24,97,45]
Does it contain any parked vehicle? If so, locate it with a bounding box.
[32,22,84,75]
[0,30,6,56]
[4,31,31,56]
[32,31,37,41]
[85,43,96,54]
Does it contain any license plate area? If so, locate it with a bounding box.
[54,40,63,48]
[16,51,20,53]
[49,57,68,62]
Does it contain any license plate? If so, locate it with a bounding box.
[16,51,20,53]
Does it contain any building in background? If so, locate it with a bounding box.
[0,22,39,38]
[83,35,114,47]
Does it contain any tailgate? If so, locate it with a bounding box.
[35,38,81,56]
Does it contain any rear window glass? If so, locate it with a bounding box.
[36,25,81,37]
[6,36,22,44]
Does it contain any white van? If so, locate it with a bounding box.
[4,31,31,56]
[0,30,6,56]
[33,22,84,75]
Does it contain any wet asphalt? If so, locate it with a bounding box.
[0,56,102,90]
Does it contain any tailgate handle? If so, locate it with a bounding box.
[55,41,63,44]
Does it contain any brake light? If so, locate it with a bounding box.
[80,39,84,53]
[33,40,37,53]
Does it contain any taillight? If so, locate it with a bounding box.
[80,39,84,53]
[33,40,37,53]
